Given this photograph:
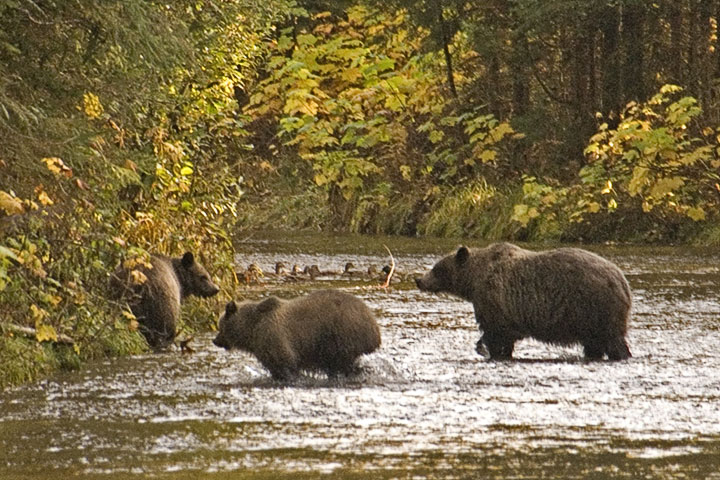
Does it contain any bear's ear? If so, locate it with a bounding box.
[181,251,195,268]
[225,300,237,316]
[455,246,470,265]
[257,296,281,313]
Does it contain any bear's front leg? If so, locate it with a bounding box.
[481,330,515,360]
[476,336,489,357]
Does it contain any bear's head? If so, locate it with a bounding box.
[175,252,220,299]
[415,246,470,296]
[213,296,282,350]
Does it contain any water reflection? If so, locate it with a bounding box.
[2,233,720,478]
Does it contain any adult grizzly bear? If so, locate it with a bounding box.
[415,243,631,361]
[111,252,220,349]
[213,289,381,380]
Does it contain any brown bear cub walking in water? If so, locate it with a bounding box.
[213,289,381,380]
[111,252,220,349]
[416,243,631,361]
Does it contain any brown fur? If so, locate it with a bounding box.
[213,289,381,380]
[416,242,632,361]
[110,252,219,349]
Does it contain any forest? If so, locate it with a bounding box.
[2,0,720,385]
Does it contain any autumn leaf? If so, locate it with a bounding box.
[686,207,706,221]
[0,190,24,215]
[82,92,104,119]
[601,180,613,194]
[35,323,58,343]
[42,157,73,177]
[129,269,148,286]
[30,304,48,323]
[35,186,54,206]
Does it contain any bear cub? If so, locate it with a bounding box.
[416,242,631,361]
[213,289,381,380]
[111,252,219,349]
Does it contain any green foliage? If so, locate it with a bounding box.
[0,0,290,386]
[511,176,568,241]
[247,5,439,210]
[246,5,521,230]
[579,85,719,228]
[418,180,520,240]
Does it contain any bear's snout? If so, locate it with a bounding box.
[212,336,227,349]
[201,283,220,297]
[415,276,436,292]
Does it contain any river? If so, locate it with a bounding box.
[1,232,719,479]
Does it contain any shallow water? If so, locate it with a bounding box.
[2,232,720,479]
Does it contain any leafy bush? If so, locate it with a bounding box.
[578,85,720,230]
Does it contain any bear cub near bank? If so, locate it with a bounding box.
[416,242,632,361]
[111,252,219,349]
[213,289,381,380]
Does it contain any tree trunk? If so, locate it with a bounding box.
[621,3,645,102]
[667,2,685,85]
[599,4,621,118]
[438,6,458,98]
[511,33,530,116]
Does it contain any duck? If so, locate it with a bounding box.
[242,263,264,284]
[303,264,322,280]
[274,261,288,275]
[341,262,366,279]
[381,264,404,285]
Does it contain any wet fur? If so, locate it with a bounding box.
[214,289,381,380]
[416,242,632,361]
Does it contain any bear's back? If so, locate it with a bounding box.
[273,290,380,373]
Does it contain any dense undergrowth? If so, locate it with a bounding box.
[3,1,720,387]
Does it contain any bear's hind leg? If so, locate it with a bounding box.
[605,336,631,361]
[582,340,605,360]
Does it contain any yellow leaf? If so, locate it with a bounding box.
[601,180,613,194]
[428,130,444,144]
[129,269,148,286]
[0,190,24,215]
[30,304,48,322]
[586,202,601,213]
[650,176,684,198]
[35,323,58,343]
[687,206,706,221]
[73,344,81,355]
[477,150,497,163]
[82,92,104,119]
[42,157,72,177]
[35,186,54,206]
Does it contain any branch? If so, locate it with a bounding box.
[2,323,75,345]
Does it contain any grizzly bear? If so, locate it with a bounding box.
[415,242,631,361]
[213,289,381,380]
[111,252,220,349]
